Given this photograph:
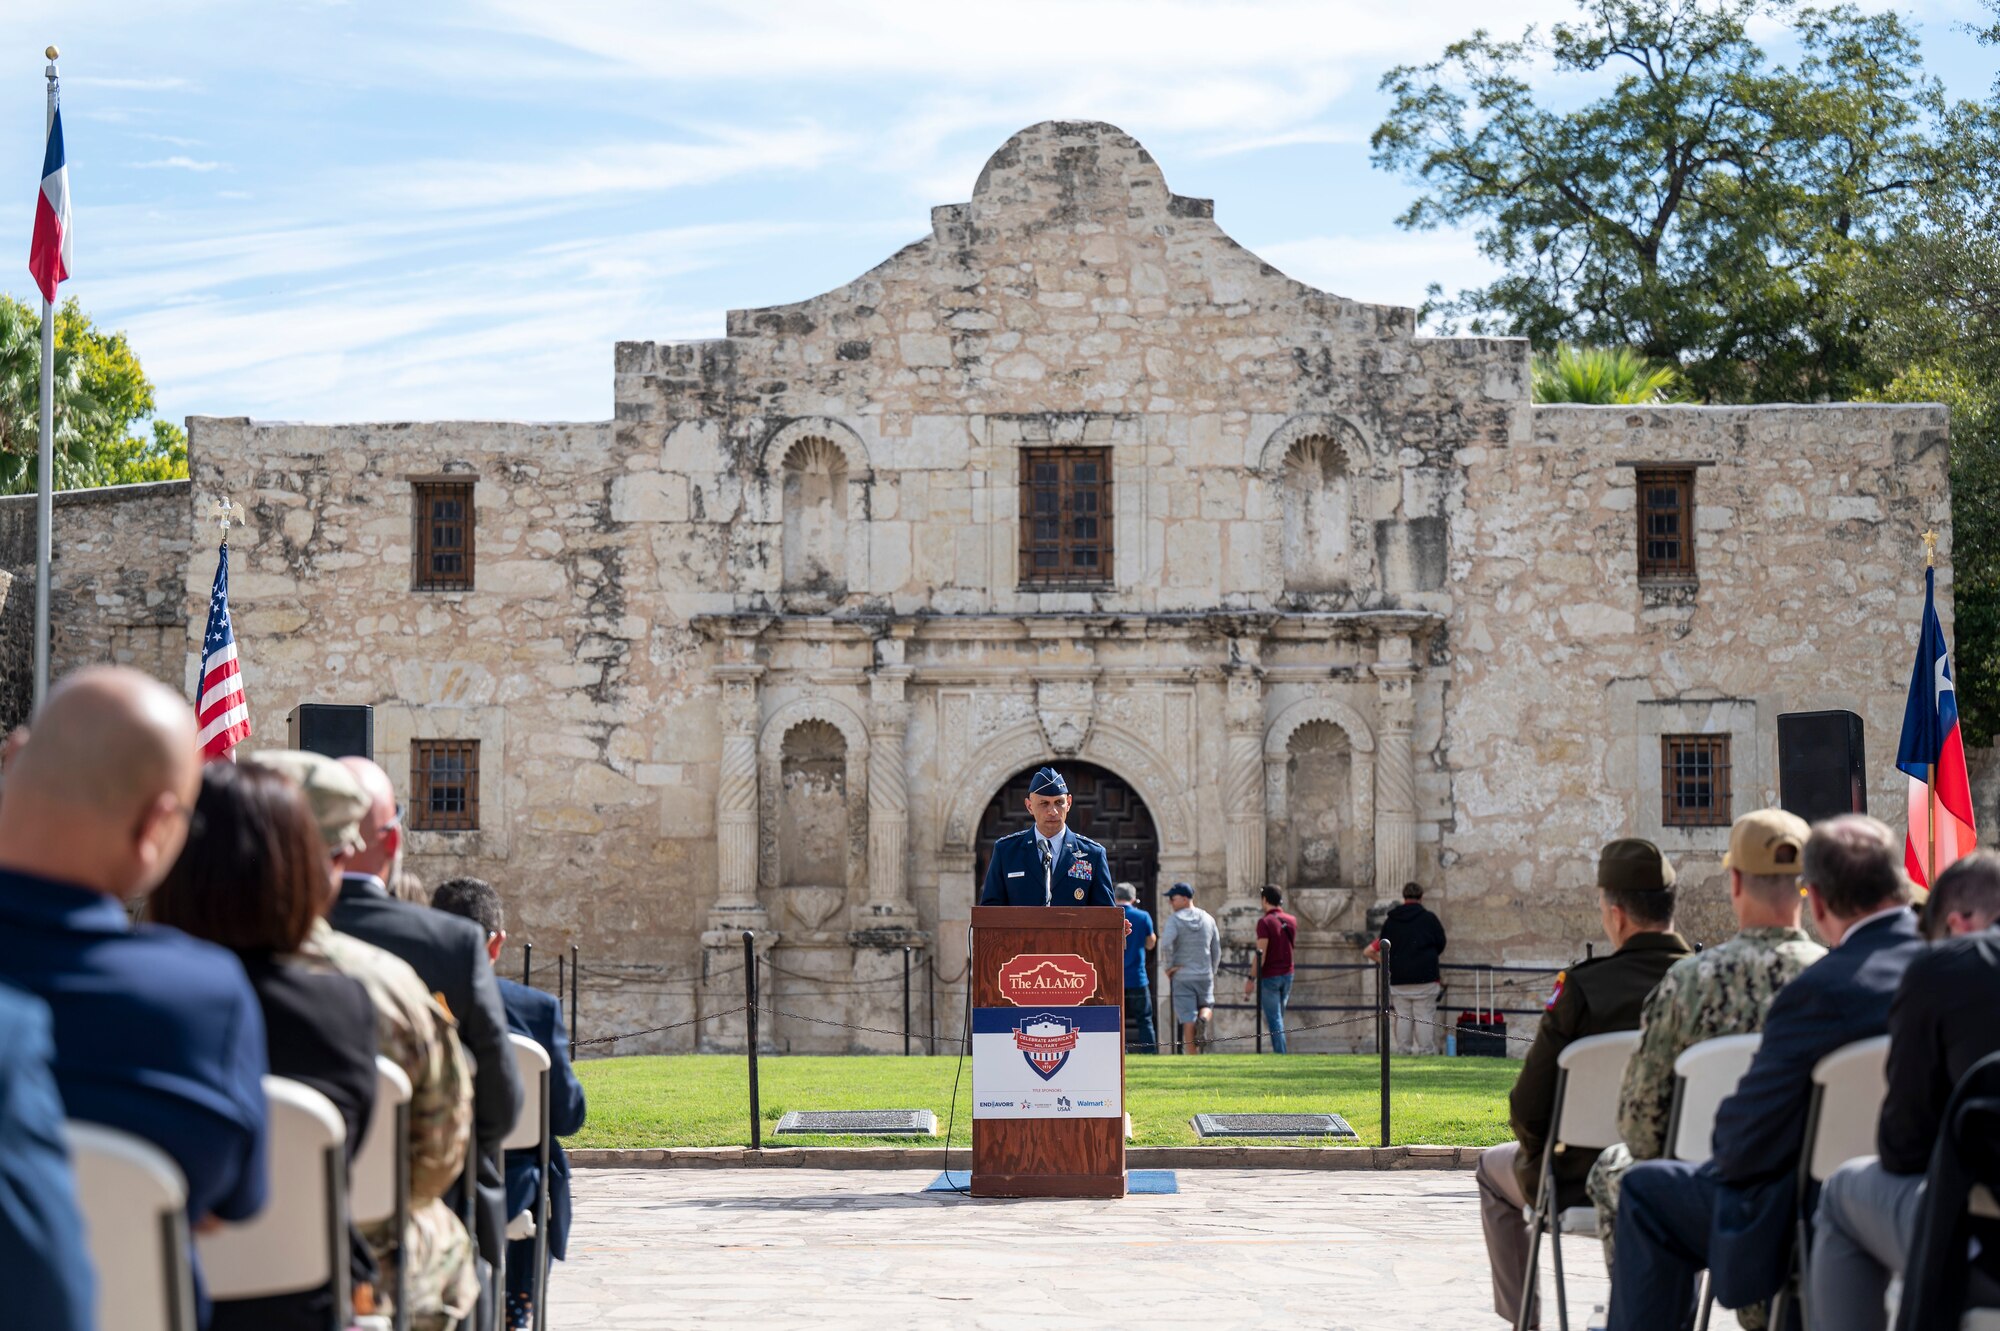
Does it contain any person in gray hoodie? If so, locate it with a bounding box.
[1158,882,1221,1053]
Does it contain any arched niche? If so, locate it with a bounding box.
[1264,696,1375,894]
[756,696,869,908]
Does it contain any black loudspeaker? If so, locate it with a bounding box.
[1777,710,1867,824]
[287,704,373,762]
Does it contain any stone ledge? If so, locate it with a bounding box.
[569,1144,1482,1171]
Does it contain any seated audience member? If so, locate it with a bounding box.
[150,760,381,1331]
[1923,848,2000,939]
[330,756,522,1326]
[1587,809,1825,1264]
[1478,839,1691,1326]
[255,749,480,1331]
[0,982,93,1331]
[1808,851,2000,1331]
[1608,814,1926,1330]
[431,877,588,1331]
[0,668,269,1322]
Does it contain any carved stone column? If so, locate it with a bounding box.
[862,636,918,927]
[1372,634,1419,917]
[707,663,768,934]
[1221,644,1267,941]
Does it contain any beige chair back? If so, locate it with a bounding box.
[69,1121,195,1331]
[505,1033,552,1152]
[1806,1035,1891,1182]
[1670,1033,1763,1164]
[351,1057,412,1226]
[196,1077,348,1301]
[1554,1030,1643,1152]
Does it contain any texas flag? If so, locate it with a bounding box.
[28,103,71,302]
[1897,565,1978,888]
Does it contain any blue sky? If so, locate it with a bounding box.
[4,0,1996,427]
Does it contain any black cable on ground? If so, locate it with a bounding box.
[937,922,975,1196]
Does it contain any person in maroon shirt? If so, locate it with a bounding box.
[1243,886,1299,1052]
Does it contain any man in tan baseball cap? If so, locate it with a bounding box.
[250,749,369,862]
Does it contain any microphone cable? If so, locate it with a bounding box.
[937,921,975,1196]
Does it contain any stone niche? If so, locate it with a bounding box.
[1278,720,1361,934]
[780,436,847,605]
[771,718,854,932]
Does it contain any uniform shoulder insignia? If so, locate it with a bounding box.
[1543,970,1567,1011]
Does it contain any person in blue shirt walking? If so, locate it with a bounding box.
[1115,883,1158,1053]
[979,767,1115,908]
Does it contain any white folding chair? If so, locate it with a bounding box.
[68,1121,196,1331]
[1517,1029,1643,1331]
[506,1033,554,1331]
[351,1057,413,1331]
[1770,1034,1891,1331]
[1662,1033,1763,1331]
[196,1076,350,1331]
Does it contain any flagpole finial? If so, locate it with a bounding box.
[45,45,58,60]
[1923,530,1939,569]
[211,496,235,547]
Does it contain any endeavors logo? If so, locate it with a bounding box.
[996,953,1098,1007]
[1013,1013,1081,1081]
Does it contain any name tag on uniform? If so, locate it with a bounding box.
[1007,871,1025,878]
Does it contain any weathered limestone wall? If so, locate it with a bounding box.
[0,480,190,727]
[1445,404,1953,963]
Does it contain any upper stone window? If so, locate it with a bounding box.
[1661,734,1730,827]
[1019,447,1112,588]
[781,436,848,595]
[1281,435,1353,593]
[412,479,475,591]
[1636,467,1696,582]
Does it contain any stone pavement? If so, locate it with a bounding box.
[549,1168,1608,1330]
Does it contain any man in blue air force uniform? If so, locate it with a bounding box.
[980,767,1116,907]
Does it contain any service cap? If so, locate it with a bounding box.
[1028,766,1068,796]
[1597,838,1676,893]
[1723,807,1811,876]
[248,749,369,857]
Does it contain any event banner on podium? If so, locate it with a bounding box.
[971,1006,1123,1118]
[971,949,1123,1120]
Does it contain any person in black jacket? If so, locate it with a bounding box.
[151,760,380,1331]
[318,755,522,1331]
[1807,852,2000,1331]
[431,877,589,1331]
[1367,882,1447,1054]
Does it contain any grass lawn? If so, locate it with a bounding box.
[570,1054,1517,1149]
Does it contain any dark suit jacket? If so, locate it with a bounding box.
[497,979,587,1261]
[240,953,378,1162]
[1707,907,1926,1306]
[979,826,1115,907]
[1878,926,2000,1176]
[0,983,93,1331]
[329,873,523,1279]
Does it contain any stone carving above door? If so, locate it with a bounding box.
[1037,679,1095,755]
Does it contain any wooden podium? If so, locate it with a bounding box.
[969,906,1126,1198]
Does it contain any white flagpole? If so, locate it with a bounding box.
[33,46,59,711]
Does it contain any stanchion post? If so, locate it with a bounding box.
[902,946,912,1056]
[926,954,937,1056]
[743,931,761,1150]
[523,942,532,987]
[570,945,579,1048]
[555,953,564,1004]
[1253,946,1264,1054]
[1377,938,1392,1148]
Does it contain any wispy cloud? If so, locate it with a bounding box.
[132,155,224,171]
[71,75,197,91]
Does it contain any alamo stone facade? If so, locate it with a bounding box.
[22,121,1953,1052]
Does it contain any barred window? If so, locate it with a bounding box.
[410,739,480,832]
[1636,468,1695,581]
[413,480,476,591]
[1662,735,1731,827]
[1019,447,1112,587]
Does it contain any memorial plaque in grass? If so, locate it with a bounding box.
[1191,1112,1357,1139]
[772,1109,937,1137]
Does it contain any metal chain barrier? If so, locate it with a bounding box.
[571,1005,748,1051]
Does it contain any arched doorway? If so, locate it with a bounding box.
[975,761,1162,957]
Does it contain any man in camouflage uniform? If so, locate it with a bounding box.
[1586,809,1825,1273]
[1477,839,1692,1327]
[259,750,480,1331]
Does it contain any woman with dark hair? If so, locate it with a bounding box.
[151,759,380,1331]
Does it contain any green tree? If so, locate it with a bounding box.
[1371,0,1945,403]
[1532,344,1688,403]
[0,294,188,495]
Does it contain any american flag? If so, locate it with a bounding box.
[197,542,251,760]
